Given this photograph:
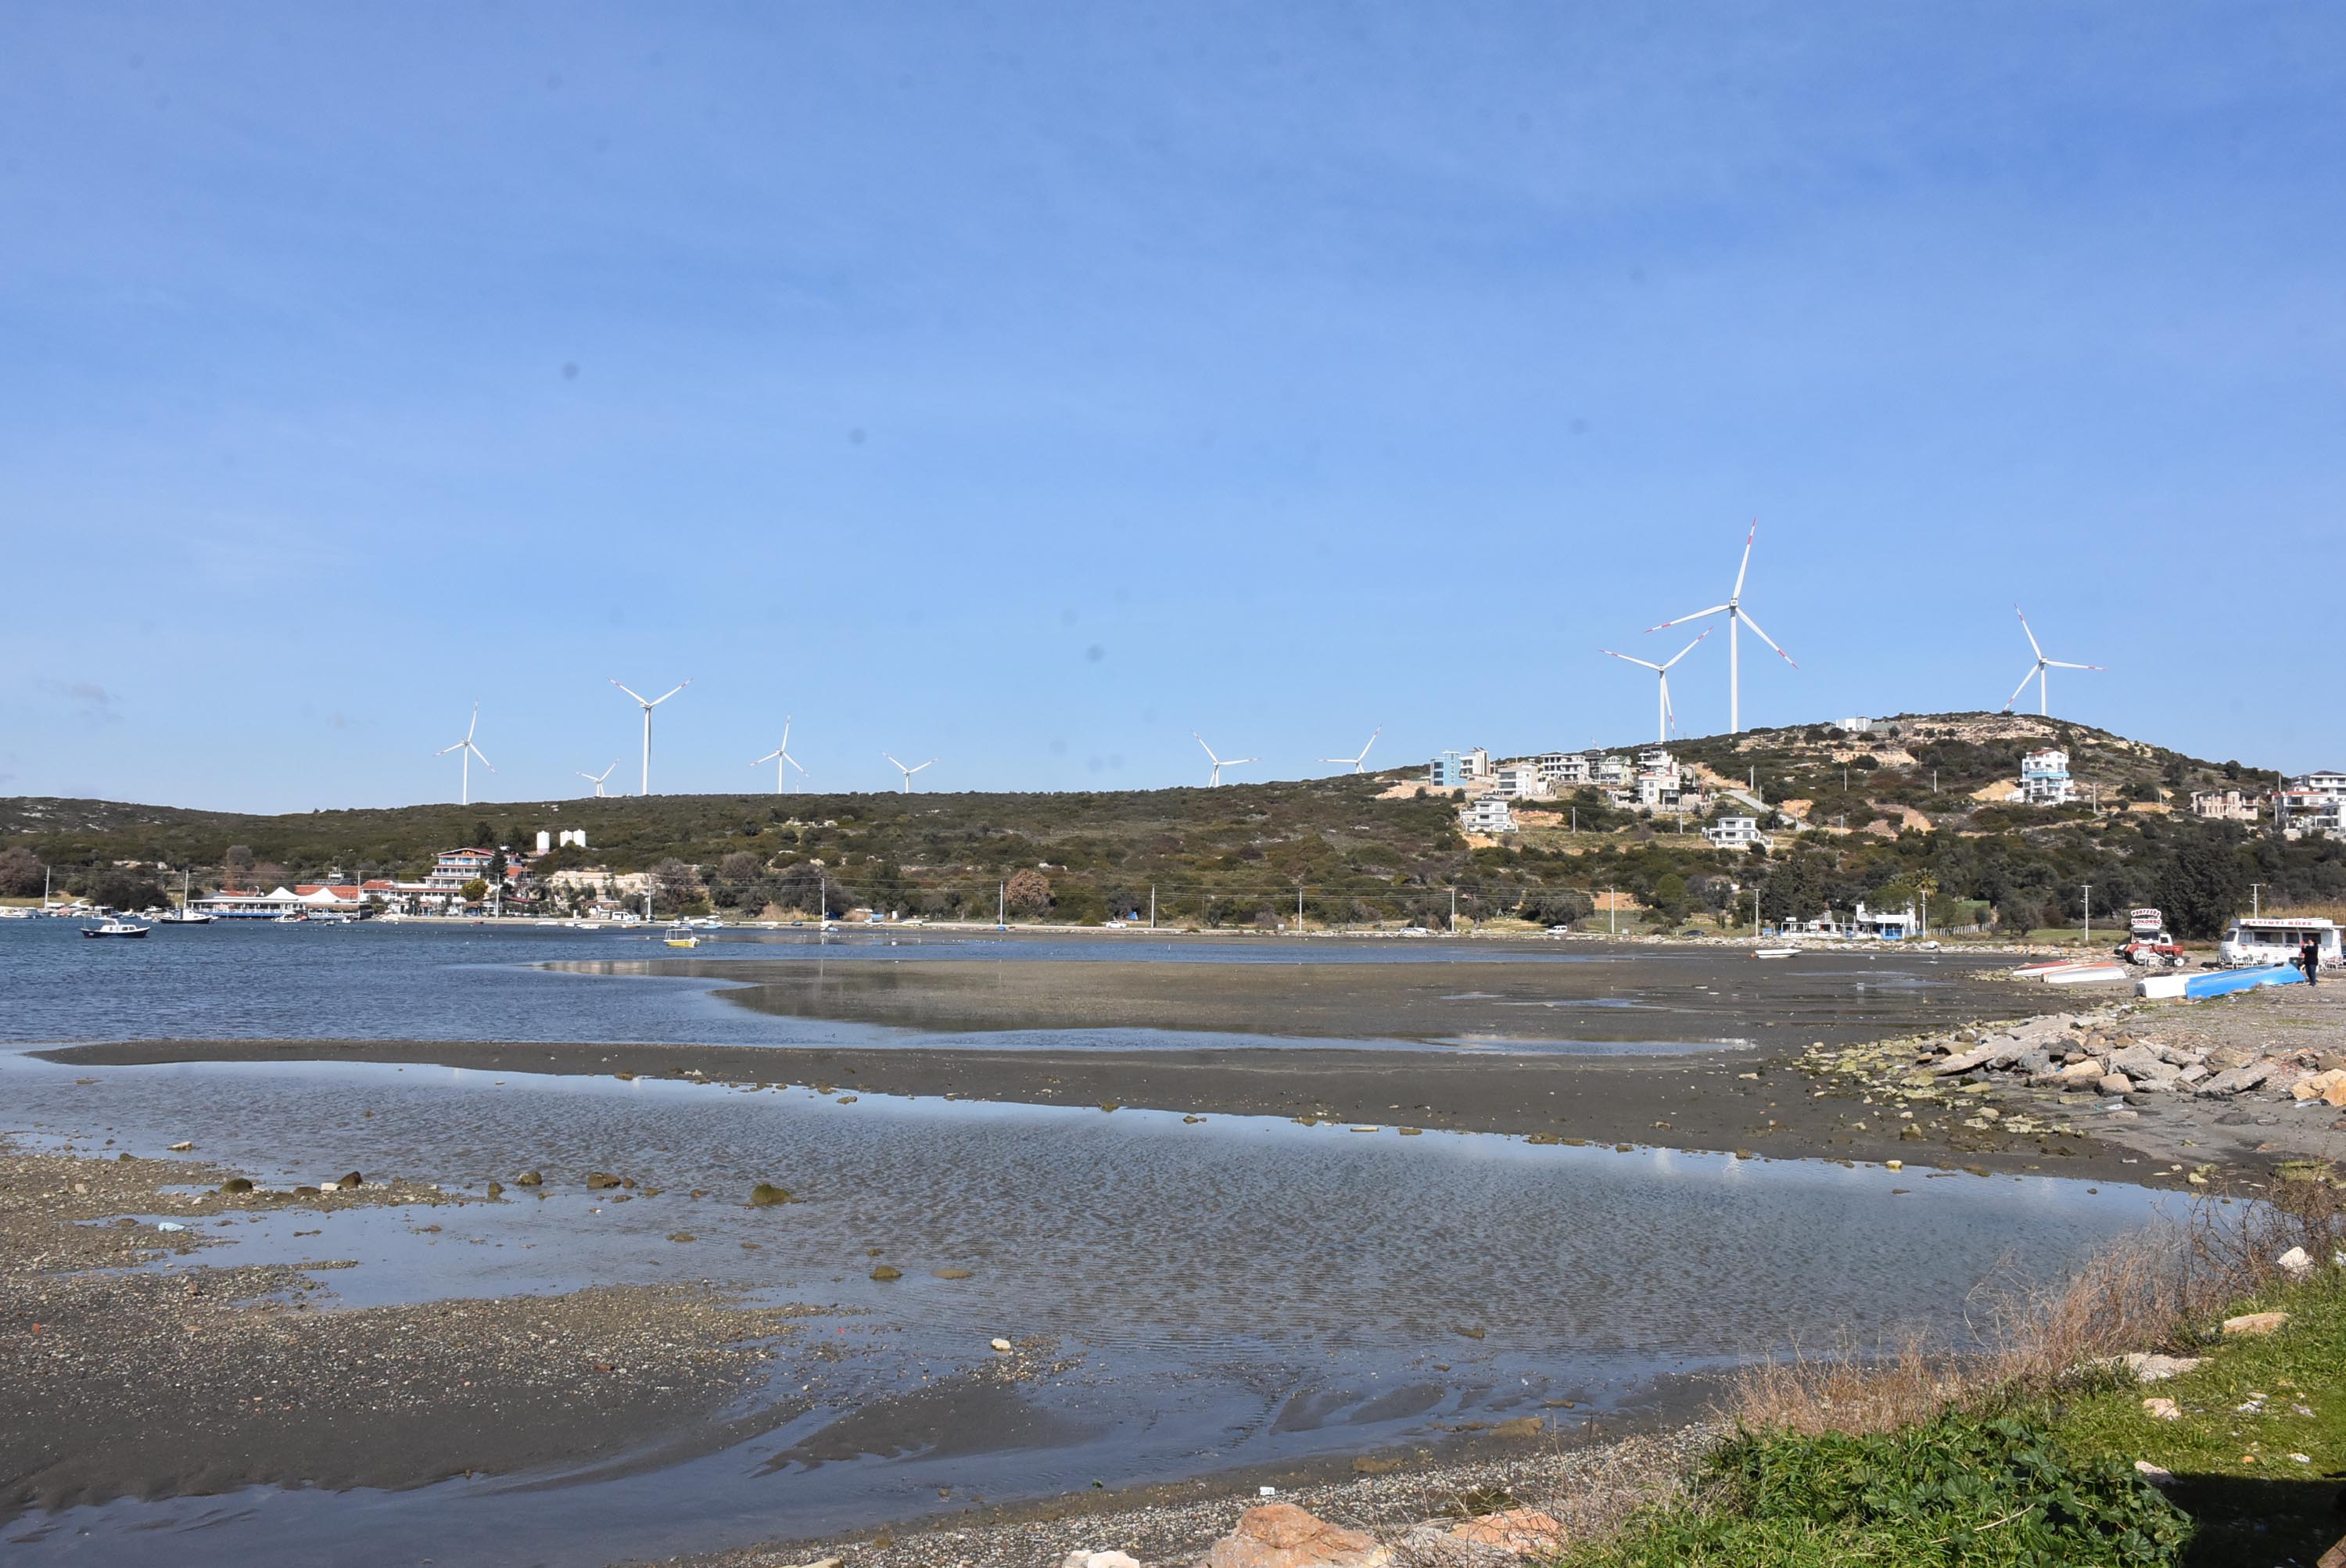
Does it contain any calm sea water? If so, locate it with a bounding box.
[0,1046,2165,1567]
[0,919,2007,1053]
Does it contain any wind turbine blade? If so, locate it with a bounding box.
[1602,649,1664,672]
[1660,626,1711,669]
[787,754,808,775]
[2014,607,2043,660]
[466,701,480,741]
[651,680,691,706]
[611,679,649,705]
[780,718,791,748]
[883,752,905,770]
[470,745,496,772]
[2045,660,2104,670]
[1731,519,1756,599]
[915,759,936,771]
[752,750,780,766]
[1231,756,1259,766]
[1193,732,1220,765]
[1360,727,1379,761]
[1737,612,1797,668]
[2003,664,2038,712]
[1644,605,1729,633]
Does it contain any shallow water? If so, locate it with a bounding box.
[0,919,2025,1055]
[0,1047,2167,1567]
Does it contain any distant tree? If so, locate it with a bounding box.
[459,877,490,907]
[1519,888,1592,926]
[2156,834,2250,940]
[1005,868,1052,915]
[1652,871,1689,920]
[0,846,43,897]
[718,850,764,885]
[487,849,508,884]
[472,820,494,848]
[650,858,706,915]
[252,862,289,890]
[88,870,167,911]
[224,845,256,885]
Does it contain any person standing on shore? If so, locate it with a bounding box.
[2301,934,2321,985]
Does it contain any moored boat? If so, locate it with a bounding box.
[82,918,151,938]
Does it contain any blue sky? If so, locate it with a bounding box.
[4,3,2341,810]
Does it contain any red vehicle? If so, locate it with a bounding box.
[2115,906,2186,967]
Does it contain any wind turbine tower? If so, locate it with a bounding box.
[435,702,495,806]
[752,719,809,795]
[1645,521,1796,734]
[884,752,936,794]
[610,677,691,796]
[1602,628,1710,745]
[1318,727,1383,776]
[1193,733,1258,787]
[2003,608,2105,716]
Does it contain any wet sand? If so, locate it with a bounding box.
[39,1032,2147,1182]
[0,1143,820,1520]
[585,945,2060,1051]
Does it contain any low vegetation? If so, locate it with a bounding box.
[1552,1168,2346,1566]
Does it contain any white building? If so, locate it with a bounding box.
[1458,796,1517,835]
[1834,716,1874,734]
[2018,748,2074,806]
[1703,816,1774,851]
[2278,772,2346,840]
[1491,762,1550,800]
[2190,788,2263,823]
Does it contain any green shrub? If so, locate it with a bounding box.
[1571,1412,2190,1567]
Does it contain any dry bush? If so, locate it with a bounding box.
[1726,1167,2342,1437]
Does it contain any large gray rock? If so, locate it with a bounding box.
[2195,1060,2276,1096]
[2109,1044,2179,1082]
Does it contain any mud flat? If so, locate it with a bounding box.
[0,1141,819,1522]
[578,944,2062,1051]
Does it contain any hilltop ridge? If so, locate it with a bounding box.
[2,714,2333,934]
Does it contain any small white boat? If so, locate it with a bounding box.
[271,912,307,924]
[82,918,151,939]
[1752,946,1799,960]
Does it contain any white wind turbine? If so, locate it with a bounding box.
[576,761,619,798]
[1645,520,1796,734]
[1602,627,1711,745]
[884,752,936,794]
[2003,607,2105,716]
[752,719,808,795]
[1318,727,1383,776]
[610,677,691,796]
[1193,732,1258,787]
[435,701,495,806]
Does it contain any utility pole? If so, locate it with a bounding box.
[1297,882,1305,935]
[998,879,1006,930]
[2251,882,2263,917]
[1608,887,1616,936]
[2081,883,2092,947]
[1150,885,1156,929]
[1449,886,1458,935]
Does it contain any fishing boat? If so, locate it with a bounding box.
[662,920,700,949]
[82,917,151,938]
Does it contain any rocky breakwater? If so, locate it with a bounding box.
[1799,999,2346,1176]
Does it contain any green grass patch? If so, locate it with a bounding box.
[1557,1274,2345,1567]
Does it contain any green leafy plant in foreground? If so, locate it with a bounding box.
[1567,1412,2190,1568]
